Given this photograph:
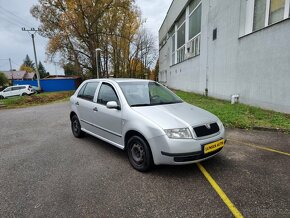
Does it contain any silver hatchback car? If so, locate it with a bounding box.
[70,79,225,171]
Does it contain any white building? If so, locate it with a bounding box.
[159,0,290,113]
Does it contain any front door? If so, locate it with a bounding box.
[93,82,123,147]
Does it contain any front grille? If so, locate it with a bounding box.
[193,123,219,137]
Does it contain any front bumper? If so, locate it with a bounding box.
[148,131,225,165]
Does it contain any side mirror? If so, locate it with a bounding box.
[106,101,120,110]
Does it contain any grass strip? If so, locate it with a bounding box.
[175,90,290,131]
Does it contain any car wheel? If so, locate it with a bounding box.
[127,135,153,172]
[71,115,85,138]
[22,93,28,96]
[0,95,4,99]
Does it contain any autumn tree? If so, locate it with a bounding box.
[31,0,142,78]
[150,58,159,81]
[129,28,157,78]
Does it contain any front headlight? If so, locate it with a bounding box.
[164,128,193,139]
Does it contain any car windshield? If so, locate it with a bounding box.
[118,81,183,106]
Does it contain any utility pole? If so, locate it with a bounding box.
[22,27,41,89]
[8,58,12,71]
[9,58,13,85]
[95,48,102,79]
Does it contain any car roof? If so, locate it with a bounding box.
[9,85,28,88]
[85,78,154,83]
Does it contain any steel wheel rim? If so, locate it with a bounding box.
[72,120,79,133]
[131,143,145,164]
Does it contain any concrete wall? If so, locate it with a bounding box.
[159,0,290,113]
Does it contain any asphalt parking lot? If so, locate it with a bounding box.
[0,102,289,217]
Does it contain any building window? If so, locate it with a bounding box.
[269,0,285,24]
[189,0,201,13]
[189,3,201,39]
[171,33,176,65]
[177,23,185,63]
[177,23,185,49]
[176,12,186,64]
[252,0,290,32]
[169,0,202,66]
[188,0,202,56]
[253,0,267,31]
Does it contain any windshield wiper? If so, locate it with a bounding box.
[154,101,183,105]
[130,103,151,107]
[131,101,183,107]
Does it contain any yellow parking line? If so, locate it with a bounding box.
[228,139,290,157]
[197,163,244,218]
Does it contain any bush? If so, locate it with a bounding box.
[0,72,9,87]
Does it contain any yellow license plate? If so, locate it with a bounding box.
[204,139,224,154]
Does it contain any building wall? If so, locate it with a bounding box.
[159,0,290,113]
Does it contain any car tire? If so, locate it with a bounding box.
[22,93,28,96]
[71,115,85,138]
[127,135,153,172]
[0,95,4,99]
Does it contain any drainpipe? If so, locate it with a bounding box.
[205,0,211,97]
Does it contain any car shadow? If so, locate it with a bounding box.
[80,134,227,177]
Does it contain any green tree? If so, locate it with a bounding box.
[23,54,35,68]
[38,61,49,78]
[0,72,9,87]
[63,63,80,76]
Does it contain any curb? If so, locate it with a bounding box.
[226,126,289,133]
[0,103,6,108]
[252,126,289,133]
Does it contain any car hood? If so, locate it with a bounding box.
[131,102,219,129]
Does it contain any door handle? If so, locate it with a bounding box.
[93,107,98,112]
[75,102,79,106]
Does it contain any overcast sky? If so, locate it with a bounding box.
[0,0,171,75]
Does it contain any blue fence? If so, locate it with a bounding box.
[13,79,79,92]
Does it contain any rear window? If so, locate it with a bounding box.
[77,82,99,101]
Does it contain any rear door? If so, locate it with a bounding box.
[16,86,25,95]
[75,82,100,134]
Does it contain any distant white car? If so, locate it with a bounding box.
[0,85,35,99]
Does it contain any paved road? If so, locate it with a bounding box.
[0,102,289,217]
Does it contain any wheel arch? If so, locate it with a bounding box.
[70,111,77,121]
[124,130,150,150]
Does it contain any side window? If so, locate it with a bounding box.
[4,87,12,92]
[97,83,119,105]
[12,87,20,91]
[77,83,87,97]
[78,82,99,101]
